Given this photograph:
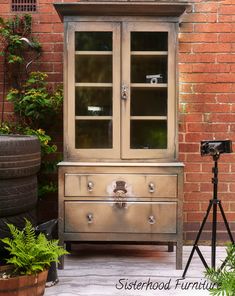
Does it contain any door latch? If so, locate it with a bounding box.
[121,84,128,100]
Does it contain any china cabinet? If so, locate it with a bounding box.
[55,1,187,269]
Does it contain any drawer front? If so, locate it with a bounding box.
[64,174,177,198]
[64,201,177,234]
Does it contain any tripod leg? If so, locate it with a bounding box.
[218,201,234,244]
[211,201,217,269]
[182,201,213,278]
[217,201,235,271]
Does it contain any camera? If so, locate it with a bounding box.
[146,74,163,84]
[201,140,232,156]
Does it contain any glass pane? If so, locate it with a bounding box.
[131,55,167,83]
[75,55,112,83]
[75,120,112,149]
[131,88,167,116]
[75,32,112,51]
[75,87,112,116]
[131,32,168,51]
[131,120,167,149]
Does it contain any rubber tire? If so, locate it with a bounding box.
[0,209,37,257]
[0,135,41,179]
[0,176,38,218]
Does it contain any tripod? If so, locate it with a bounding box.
[182,153,234,278]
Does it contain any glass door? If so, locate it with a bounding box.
[122,22,176,159]
[66,21,176,160]
[66,22,120,159]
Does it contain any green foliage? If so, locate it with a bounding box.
[38,182,58,198]
[1,220,68,275]
[0,14,41,65]
[206,243,235,296]
[7,72,63,128]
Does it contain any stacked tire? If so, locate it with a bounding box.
[0,135,41,250]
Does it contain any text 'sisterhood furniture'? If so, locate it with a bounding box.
[55,1,188,269]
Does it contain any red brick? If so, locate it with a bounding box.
[33,24,53,33]
[193,83,234,93]
[180,93,216,103]
[179,23,194,33]
[193,43,231,53]
[195,3,218,13]
[219,33,235,43]
[179,33,218,43]
[188,122,229,132]
[184,183,200,192]
[180,114,203,123]
[217,94,235,103]
[194,23,232,33]
[179,53,215,63]
[184,203,200,212]
[217,54,235,63]
[180,73,217,83]
[179,143,200,153]
[219,5,235,14]
[184,163,201,172]
[53,24,64,33]
[183,13,217,23]
[202,163,230,173]
[185,132,214,143]
[192,63,230,73]
[179,64,193,73]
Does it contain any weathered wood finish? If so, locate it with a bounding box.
[58,163,184,269]
[55,1,186,271]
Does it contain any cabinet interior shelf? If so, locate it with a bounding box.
[130,116,167,120]
[75,83,112,87]
[75,116,112,120]
[75,51,113,55]
[131,83,167,88]
[131,51,168,56]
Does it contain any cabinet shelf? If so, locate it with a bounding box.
[75,116,112,120]
[75,83,112,87]
[131,83,167,88]
[131,51,168,56]
[130,116,167,120]
[75,51,113,55]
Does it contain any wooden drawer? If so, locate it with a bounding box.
[64,201,177,234]
[64,173,177,198]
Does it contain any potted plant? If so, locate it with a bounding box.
[0,219,68,296]
[206,243,235,295]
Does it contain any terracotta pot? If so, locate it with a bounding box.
[0,266,48,296]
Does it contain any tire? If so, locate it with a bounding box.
[0,209,37,256]
[0,135,41,179]
[0,176,38,218]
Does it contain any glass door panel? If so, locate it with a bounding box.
[122,23,175,159]
[131,120,167,149]
[67,22,120,159]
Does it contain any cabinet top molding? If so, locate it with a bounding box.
[54,1,189,20]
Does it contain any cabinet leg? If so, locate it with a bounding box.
[58,255,64,270]
[168,242,174,252]
[176,241,183,270]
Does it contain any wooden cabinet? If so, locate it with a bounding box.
[55,1,187,270]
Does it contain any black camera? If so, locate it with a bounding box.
[201,140,232,156]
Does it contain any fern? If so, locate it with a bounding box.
[206,243,235,296]
[1,219,68,275]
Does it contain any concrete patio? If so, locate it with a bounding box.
[44,244,226,296]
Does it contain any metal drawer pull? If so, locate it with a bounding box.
[87,181,94,192]
[148,182,155,193]
[148,215,156,225]
[86,213,93,224]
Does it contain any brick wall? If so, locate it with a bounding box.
[0,0,235,243]
[179,0,235,243]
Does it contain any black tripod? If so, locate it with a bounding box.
[182,153,234,278]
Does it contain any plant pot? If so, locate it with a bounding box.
[0,266,48,296]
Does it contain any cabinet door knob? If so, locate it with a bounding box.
[148,182,155,193]
[148,215,156,225]
[87,181,94,192]
[87,213,93,224]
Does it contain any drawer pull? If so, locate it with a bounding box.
[148,182,155,193]
[148,215,156,225]
[87,213,94,224]
[87,181,94,192]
